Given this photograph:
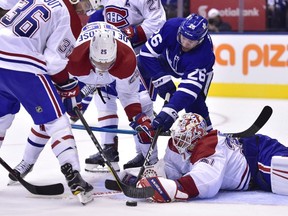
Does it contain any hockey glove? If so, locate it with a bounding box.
[137,177,189,203]
[122,25,147,47]
[56,78,82,117]
[152,75,176,99]
[129,113,155,144]
[152,104,178,132]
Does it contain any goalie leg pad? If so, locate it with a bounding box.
[271,156,288,195]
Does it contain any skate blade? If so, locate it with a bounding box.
[7,179,19,186]
[76,190,94,205]
[85,163,120,173]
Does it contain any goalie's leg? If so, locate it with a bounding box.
[271,156,288,195]
[241,134,288,193]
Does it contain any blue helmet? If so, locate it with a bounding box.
[178,14,208,42]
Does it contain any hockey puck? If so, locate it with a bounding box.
[126,200,138,207]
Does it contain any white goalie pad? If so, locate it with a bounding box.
[271,156,288,195]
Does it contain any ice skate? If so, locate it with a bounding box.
[61,163,94,205]
[123,153,158,170]
[8,160,34,185]
[85,136,120,172]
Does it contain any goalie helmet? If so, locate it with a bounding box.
[69,0,101,10]
[171,113,207,155]
[89,29,117,70]
[178,13,208,43]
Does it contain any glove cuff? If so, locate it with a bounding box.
[162,105,178,121]
[152,75,172,88]
[56,78,78,90]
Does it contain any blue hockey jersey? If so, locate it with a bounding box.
[138,17,215,128]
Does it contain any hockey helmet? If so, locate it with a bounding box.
[89,29,117,70]
[171,113,207,155]
[178,14,208,42]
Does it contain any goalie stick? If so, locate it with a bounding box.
[105,127,162,191]
[223,105,273,138]
[73,107,154,199]
[105,93,170,192]
[0,157,64,196]
[105,105,273,192]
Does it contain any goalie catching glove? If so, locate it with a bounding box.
[130,113,155,144]
[55,77,82,117]
[137,176,189,203]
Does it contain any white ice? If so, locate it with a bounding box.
[1,97,288,216]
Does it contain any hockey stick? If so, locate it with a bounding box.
[136,93,170,181]
[223,105,273,138]
[72,124,137,135]
[105,127,163,191]
[105,93,170,191]
[0,157,64,195]
[73,107,154,198]
[71,124,171,136]
[136,126,162,182]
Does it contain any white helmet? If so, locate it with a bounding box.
[89,29,117,68]
[69,0,102,10]
[171,113,207,156]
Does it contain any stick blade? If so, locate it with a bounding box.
[105,179,122,191]
[253,105,273,130]
[29,183,65,195]
[227,105,273,138]
[0,157,64,196]
[105,179,154,198]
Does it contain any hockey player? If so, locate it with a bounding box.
[7,21,155,177]
[81,0,166,171]
[138,13,215,134]
[0,0,101,204]
[68,21,156,172]
[131,13,215,170]
[137,112,288,202]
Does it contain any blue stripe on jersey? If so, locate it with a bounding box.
[0,56,47,72]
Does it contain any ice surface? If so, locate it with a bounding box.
[1,97,288,215]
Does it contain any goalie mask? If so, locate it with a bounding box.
[171,113,207,157]
[89,29,117,71]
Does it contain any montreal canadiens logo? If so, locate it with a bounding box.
[105,6,130,28]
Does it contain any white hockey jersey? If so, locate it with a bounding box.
[100,0,166,39]
[0,0,19,10]
[67,22,142,120]
[0,0,82,78]
[164,130,251,199]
